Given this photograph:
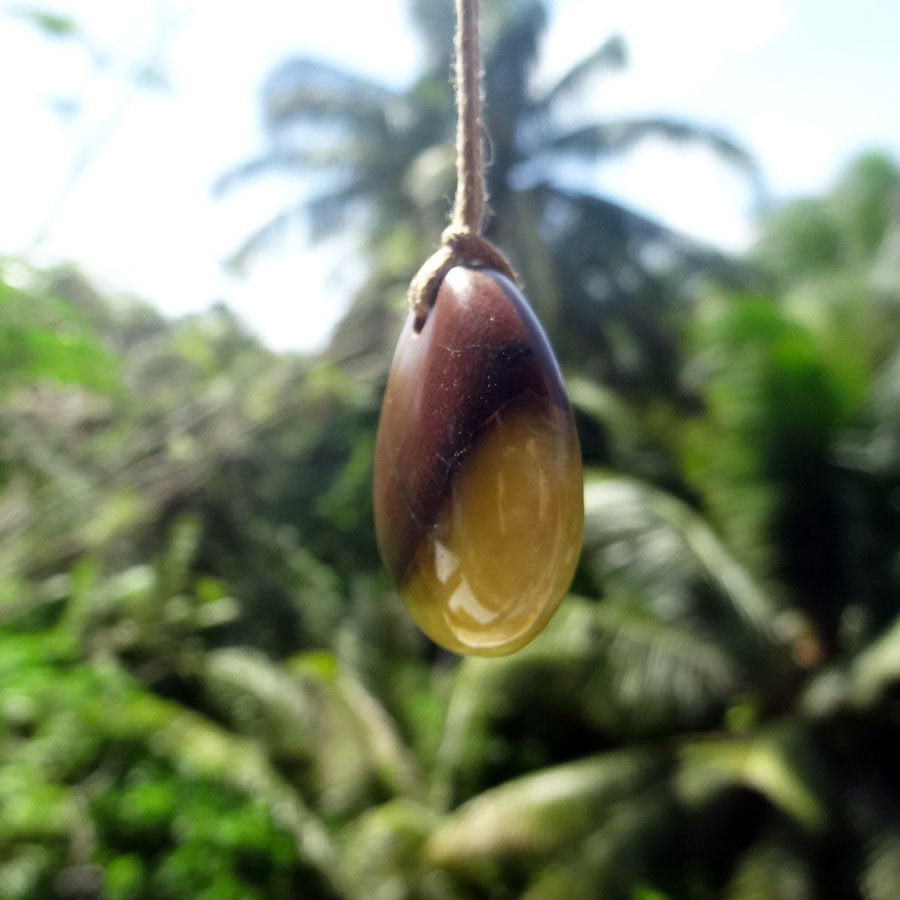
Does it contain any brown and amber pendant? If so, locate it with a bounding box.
[374,265,583,656]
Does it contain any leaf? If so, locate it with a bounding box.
[427,749,662,865]
[861,828,900,900]
[212,148,350,196]
[0,277,121,395]
[847,613,900,707]
[565,375,651,465]
[721,839,813,900]
[676,726,829,832]
[334,673,426,801]
[582,473,776,645]
[262,57,395,130]
[204,648,320,763]
[520,793,677,900]
[804,610,900,716]
[205,649,423,814]
[581,600,741,727]
[533,35,626,114]
[534,183,748,288]
[535,117,762,196]
[340,800,440,897]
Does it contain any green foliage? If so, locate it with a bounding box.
[0,625,338,900]
[0,270,120,396]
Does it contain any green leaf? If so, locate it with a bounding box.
[340,800,439,897]
[677,726,829,832]
[427,750,662,865]
[861,828,900,900]
[0,276,121,395]
[582,473,777,646]
[804,610,900,716]
[722,839,813,900]
[206,649,423,815]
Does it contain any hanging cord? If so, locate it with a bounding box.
[453,0,486,231]
[408,0,517,333]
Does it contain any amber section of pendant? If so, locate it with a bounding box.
[373,266,583,656]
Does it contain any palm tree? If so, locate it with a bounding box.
[216,0,761,393]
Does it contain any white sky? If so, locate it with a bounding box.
[2,0,899,351]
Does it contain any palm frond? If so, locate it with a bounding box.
[520,789,677,900]
[676,726,830,832]
[264,84,388,131]
[582,473,777,645]
[535,183,748,285]
[533,35,626,115]
[339,800,441,898]
[286,654,426,802]
[582,599,742,726]
[566,375,642,439]
[535,117,763,194]
[850,611,900,706]
[427,749,662,865]
[205,649,421,815]
[212,148,349,196]
[203,648,320,763]
[804,610,900,717]
[262,57,395,130]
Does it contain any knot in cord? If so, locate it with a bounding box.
[408,225,517,333]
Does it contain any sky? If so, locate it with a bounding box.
[1,0,899,351]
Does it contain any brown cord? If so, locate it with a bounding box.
[453,0,484,232]
[408,0,517,333]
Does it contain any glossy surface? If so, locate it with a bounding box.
[374,266,583,655]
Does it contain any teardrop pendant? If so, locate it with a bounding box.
[374,266,583,656]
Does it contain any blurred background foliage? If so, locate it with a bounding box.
[4,1,900,898]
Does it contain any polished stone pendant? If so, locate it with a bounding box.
[374,265,583,656]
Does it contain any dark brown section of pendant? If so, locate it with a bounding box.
[374,265,573,584]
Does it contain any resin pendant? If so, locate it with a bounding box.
[374,265,583,656]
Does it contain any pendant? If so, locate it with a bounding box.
[374,265,583,656]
